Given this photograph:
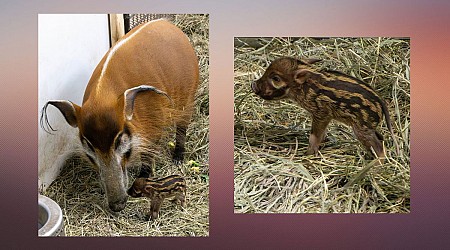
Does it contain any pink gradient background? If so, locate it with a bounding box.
[1,0,449,248]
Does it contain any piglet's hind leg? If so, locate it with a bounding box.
[352,125,385,163]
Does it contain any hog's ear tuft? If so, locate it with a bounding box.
[124,85,172,121]
[40,100,81,134]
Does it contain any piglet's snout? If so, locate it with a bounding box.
[251,81,259,94]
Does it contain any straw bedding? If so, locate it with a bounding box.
[234,37,410,213]
[42,14,209,236]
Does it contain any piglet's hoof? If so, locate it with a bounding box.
[305,148,319,156]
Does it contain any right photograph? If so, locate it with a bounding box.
[234,37,410,213]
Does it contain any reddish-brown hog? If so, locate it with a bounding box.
[41,19,199,212]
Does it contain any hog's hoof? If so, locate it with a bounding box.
[172,148,184,165]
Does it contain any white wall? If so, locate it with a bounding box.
[38,14,110,191]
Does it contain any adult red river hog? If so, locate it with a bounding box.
[40,19,199,212]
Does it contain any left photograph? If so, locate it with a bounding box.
[38,14,209,236]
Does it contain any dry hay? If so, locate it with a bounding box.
[42,14,209,236]
[234,37,410,213]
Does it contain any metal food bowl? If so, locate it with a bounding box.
[38,194,64,236]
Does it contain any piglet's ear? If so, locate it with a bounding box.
[144,185,154,194]
[294,69,314,83]
[301,58,322,65]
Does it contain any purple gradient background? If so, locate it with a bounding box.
[1,0,449,248]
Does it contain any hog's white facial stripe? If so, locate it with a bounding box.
[81,136,99,165]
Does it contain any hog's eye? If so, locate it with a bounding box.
[115,132,131,156]
[272,75,281,82]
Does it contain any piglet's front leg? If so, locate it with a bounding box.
[175,193,186,208]
[149,199,162,220]
[306,116,331,156]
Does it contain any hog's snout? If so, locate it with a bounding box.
[108,195,128,212]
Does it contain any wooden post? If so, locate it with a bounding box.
[109,14,125,46]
